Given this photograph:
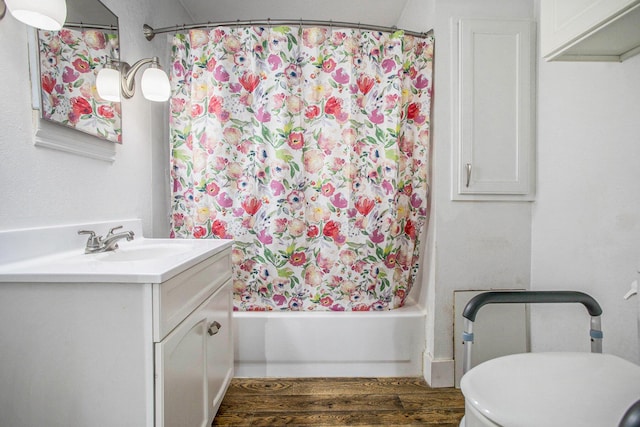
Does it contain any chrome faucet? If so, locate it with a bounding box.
[78,226,135,254]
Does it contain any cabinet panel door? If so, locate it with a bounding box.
[454,19,535,200]
[204,281,234,424]
[155,309,208,427]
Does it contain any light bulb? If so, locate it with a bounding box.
[96,67,121,102]
[5,0,67,31]
[141,67,171,102]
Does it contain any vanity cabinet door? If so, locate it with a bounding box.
[204,280,234,423]
[155,306,209,427]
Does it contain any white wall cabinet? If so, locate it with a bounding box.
[0,246,233,427]
[541,0,640,62]
[452,19,536,201]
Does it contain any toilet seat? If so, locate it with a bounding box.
[460,352,640,427]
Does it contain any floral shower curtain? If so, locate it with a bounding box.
[170,26,433,311]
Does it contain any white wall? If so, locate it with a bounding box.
[531,25,640,361]
[399,0,535,386]
[0,0,189,237]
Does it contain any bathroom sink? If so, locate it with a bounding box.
[94,243,194,262]
[0,236,232,284]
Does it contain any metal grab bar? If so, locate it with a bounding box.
[461,291,604,375]
[463,291,603,321]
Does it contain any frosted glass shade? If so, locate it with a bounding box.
[141,67,171,102]
[96,67,121,102]
[5,0,67,31]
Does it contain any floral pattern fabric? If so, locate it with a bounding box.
[38,28,121,143]
[170,26,433,311]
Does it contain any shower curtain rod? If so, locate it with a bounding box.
[64,22,118,31]
[143,19,432,41]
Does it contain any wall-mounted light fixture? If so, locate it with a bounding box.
[1,0,67,31]
[96,57,171,103]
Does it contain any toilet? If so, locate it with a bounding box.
[460,351,640,427]
[459,291,640,427]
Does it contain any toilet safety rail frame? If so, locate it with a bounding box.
[461,291,603,375]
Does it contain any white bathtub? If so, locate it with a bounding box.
[233,298,426,377]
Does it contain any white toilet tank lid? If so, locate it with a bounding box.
[460,352,640,427]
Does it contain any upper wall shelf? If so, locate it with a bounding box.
[541,0,640,62]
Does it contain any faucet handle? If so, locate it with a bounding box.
[106,225,123,237]
[78,230,101,250]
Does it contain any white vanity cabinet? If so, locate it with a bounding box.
[154,249,233,427]
[541,0,640,62]
[0,232,233,427]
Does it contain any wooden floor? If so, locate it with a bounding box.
[213,377,465,426]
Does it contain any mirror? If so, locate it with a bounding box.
[35,0,120,143]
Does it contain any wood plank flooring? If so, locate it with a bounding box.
[213,377,465,426]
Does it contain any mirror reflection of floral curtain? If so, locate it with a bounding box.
[38,28,121,142]
[170,26,433,311]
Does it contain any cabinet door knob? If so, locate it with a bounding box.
[465,163,472,188]
[207,321,222,336]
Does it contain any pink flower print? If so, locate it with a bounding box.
[191,103,204,118]
[287,190,305,210]
[305,105,320,120]
[233,207,245,217]
[404,220,416,240]
[321,182,335,197]
[381,180,394,195]
[289,252,307,267]
[270,180,285,196]
[62,66,79,83]
[331,68,350,84]
[173,61,185,78]
[257,228,273,245]
[381,58,396,73]
[384,253,397,269]
[41,74,55,94]
[368,109,385,124]
[322,58,336,73]
[193,226,207,239]
[273,294,287,306]
[267,54,282,71]
[414,74,430,89]
[216,192,234,208]
[83,30,106,49]
[208,95,223,115]
[255,107,271,123]
[370,229,385,244]
[410,193,423,209]
[206,56,217,72]
[324,97,343,116]
[241,196,262,215]
[307,225,319,238]
[171,98,186,114]
[205,182,220,197]
[213,65,229,82]
[239,72,261,92]
[274,218,289,233]
[355,197,375,216]
[347,208,357,218]
[229,82,242,93]
[316,251,333,272]
[320,296,334,307]
[330,304,345,311]
[356,75,375,95]
[303,149,325,174]
[330,193,348,209]
[72,58,90,73]
[287,132,304,150]
[211,220,228,238]
[288,298,302,311]
[285,64,301,83]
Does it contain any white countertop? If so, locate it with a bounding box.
[0,238,232,284]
